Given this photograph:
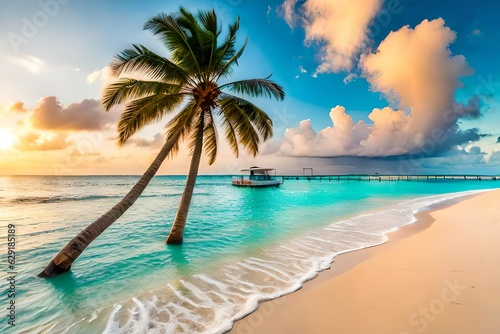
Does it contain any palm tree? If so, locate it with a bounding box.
[38,7,284,277]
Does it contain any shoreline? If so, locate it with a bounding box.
[229,189,500,334]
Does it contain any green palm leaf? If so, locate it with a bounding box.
[219,97,261,156]
[111,44,189,84]
[221,77,285,101]
[176,8,212,70]
[220,94,273,140]
[144,12,202,77]
[217,16,239,61]
[220,113,239,157]
[102,78,183,111]
[198,9,220,37]
[118,93,183,145]
[214,38,247,80]
[198,9,220,79]
[165,99,199,156]
[203,111,218,165]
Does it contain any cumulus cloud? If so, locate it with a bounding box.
[278,19,481,158]
[86,67,111,84]
[30,96,117,131]
[361,19,474,131]
[280,106,417,157]
[16,132,72,151]
[426,146,488,170]
[452,96,482,120]
[280,0,383,73]
[9,101,27,113]
[489,151,500,162]
[127,133,164,149]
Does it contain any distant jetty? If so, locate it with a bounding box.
[278,174,498,182]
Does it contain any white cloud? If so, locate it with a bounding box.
[86,66,111,84]
[30,96,117,131]
[488,151,500,163]
[9,101,27,113]
[360,19,474,132]
[10,54,45,74]
[280,0,299,29]
[277,19,481,158]
[86,69,101,84]
[127,133,164,149]
[15,131,72,151]
[343,73,357,84]
[267,5,272,22]
[295,65,307,79]
[282,0,384,74]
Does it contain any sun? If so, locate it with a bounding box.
[0,129,15,150]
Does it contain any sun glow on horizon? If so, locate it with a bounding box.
[0,129,15,150]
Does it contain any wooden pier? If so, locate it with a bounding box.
[278,174,498,182]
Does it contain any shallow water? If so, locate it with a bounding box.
[0,176,497,333]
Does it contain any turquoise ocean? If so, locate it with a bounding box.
[0,175,498,333]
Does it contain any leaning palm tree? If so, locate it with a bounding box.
[38,7,284,277]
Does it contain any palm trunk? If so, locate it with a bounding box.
[166,113,205,244]
[38,133,179,278]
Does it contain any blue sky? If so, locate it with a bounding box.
[0,0,499,175]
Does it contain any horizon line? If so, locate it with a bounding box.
[0,173,498,177]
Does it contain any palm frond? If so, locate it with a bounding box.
[176,8,220,78]
[165,99,199,157]
[102,78,183,111]
[198,9,220,37]
[144,12,202,76]
[214,38,247,80]
[110,44,189,83]
[210,16,240,81]
[177,7,209,65]
[186,110,205,156]
[218,97,260,156]
[220,76,285,101]
[220,112,239,157]
[217,16,239,62]
[220,94,273,140]
[203,111,218,165]
[198,9,221,80]
[118,94,184,145]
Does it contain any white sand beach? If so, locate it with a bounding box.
[230,189,500,334]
